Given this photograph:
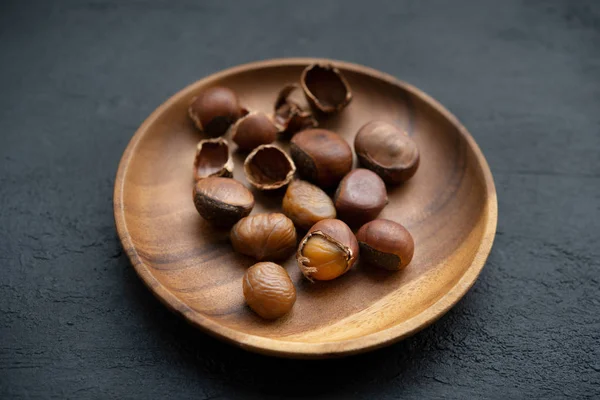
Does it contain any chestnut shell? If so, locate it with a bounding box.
[244,144,296,190]
[273,84,318,135]
[356,219,415,270]
[193,137,234,181]
[334,169,388,227]
[188,86,247,136]
[193,177,254,227]
[231,112,278,151]
[301,64,352,114]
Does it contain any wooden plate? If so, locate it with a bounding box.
[114,58,497,358]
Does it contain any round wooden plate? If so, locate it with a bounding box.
[114,58,497,358]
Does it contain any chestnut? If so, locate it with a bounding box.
[244,144,296,191]
[193,177,254,227]
[193,137,233,181]
[243,262,296,319]
[282,180,336,230]
[354,121,420,184]
[290,129,353,188]
[273,84,318,135]
[301,63,352,114]
[334,169,388,227]
[231,111,278,151]
[188,86,247,136]
[356,219,415,270]
[231,213,297,261]
[297,219,358,281]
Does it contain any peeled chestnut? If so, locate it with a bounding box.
[244,144,296,190]
[301,63,352,114]
[356,219,415,270]
[355,121,420,184]
[282,180,336,230]
[193,137,233,181]
[231,111,278,151]
[188,86,247,136]
[231,213,297,261]
[290,129,353,188]
[243,262,296,319]
[273,84,318,135]
[334,169,388,227]
[297,219,358,281]
[193,177,254,227]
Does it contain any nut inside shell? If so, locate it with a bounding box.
[301,63,352,114]
[231,111,278,151]
[193,137,234,181]
[188,86,248,136]
[334,169,388,227]
[244,144,296,190]
[193,177,254,227]
[356,219,415,270]
[273,84,318,135]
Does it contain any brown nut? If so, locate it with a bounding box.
[193,177,254,227]
[273,84,318,135]
[188,86,247,136]
[244,144,296,190]
[290,129,353,188]
[356,219,414,270]
[282,180,336,230]
[301,63,352,114]
[231,111,278,151]
[193,137,233,181]
[243,262,296,319]
[354,121,420,184]
[297,219,358,281]
[334,169,388,227]
[231,213,297,261]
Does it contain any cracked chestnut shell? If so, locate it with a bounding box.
[230,213,297,261]
[193,177,254,227]
[231,111,278,151]
[243,262,296,320]
[244,144,296,190]
[354,121,420,184]
[334,169,388,227]
[290,129,353,188]
[356,219,414,271]
[193,137,233,181]
[301,63,352,114]
[297,219,358,281]
[188,86,247,136]
[282,180,336,230]
[273,84,318,135]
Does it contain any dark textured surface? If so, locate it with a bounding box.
[1,0,599,398]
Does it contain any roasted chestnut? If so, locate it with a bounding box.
[290,129,353,188]
[354,121,420,184]
[334,169,388,227]
[282,180,336,230]
[231,213,297,261]
[243,262,296,319]
[356,219,415,270]
[273,84,318,135]
[231,111,278,151]
[193,177,254,227]
[244,144,296,190]
[193,137,233,181]
[301,63,352,114]
[188,86,247,136]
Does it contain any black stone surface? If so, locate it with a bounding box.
[1,1,599,398]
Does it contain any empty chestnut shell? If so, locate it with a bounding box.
[356,219,415,270]
[297,219,358,281]
[334,169,388,227]
[273,84,318,135]
[231,213,297,261]
[231,111,278,151]
[355,121,420,184]
[193,177,254,227]
[193,137,233,181]
[188,86,247,136]
[290,129,353,188]
[282,180,336,230]
[301,63,352,114]
[244,144,296,190]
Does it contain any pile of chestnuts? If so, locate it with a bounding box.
[190,63,419,320]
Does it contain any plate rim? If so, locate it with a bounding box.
[113,57,498,358]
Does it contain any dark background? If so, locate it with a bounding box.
[1,0,599,398]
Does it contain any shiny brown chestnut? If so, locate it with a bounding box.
[231,213,297,261]
[297,219,358,281]
[244,144,296,191]
[301,63,352,114]
[193,177,254,227]
[273,84,318,135]
[354,121,420,184]
[290,129,353,188]
[356,219,415,270]
[282,180,336,230]
[188,86,247,136]
[334,169,388,227]
[231,111,278,151]
[193,137,233,181]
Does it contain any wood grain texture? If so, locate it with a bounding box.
[113,58,497,358]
